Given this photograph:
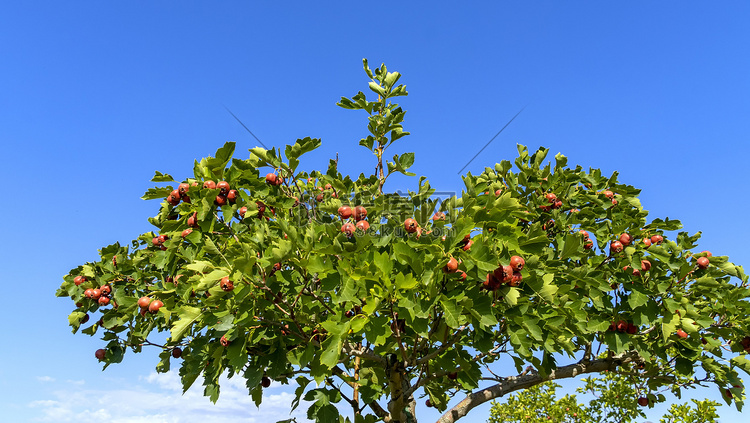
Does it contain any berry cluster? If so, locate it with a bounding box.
[83,284,114,307]
[538,192,563,212]
[339,205,369,236]
[608,319,638,334]
[483,256,525,291]
[137,296,164,316]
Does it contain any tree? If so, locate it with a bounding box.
[57,60,750,423]
[487,372,720,423]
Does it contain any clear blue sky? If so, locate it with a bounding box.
[1,2,749,422]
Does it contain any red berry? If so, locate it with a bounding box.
[603,190,614,199]
[265,173,277,185]
[74,276,86,286]
[98,296,110,306]
[341,223,356,237]
[697,257,710,269]
[404,218,418,233]
[355,220,370,232]
[188,212,199,228]
[641,260,651,272]
[226,189,238,203]
[138,296,152,309]
[353,206,367,221]
[100,285,111,296]
[642,238,652,248]
[172,347,182,359]
[148,299,164,314]
[610,241,623,253]
[444,257,458,273]
[181,229,193,238]
[676,329,688,339]
[217,181,230,194]
[338,206,352,219]
[651,234,663,245]
[508,271,523,287]
[239,206,248,218]
[214,195,227,206]
[637,397,649,407]
[261,376,271,388]
[178,183,190,195]
[220,277,234,292]
[702,250,712,258]
[619,233,632,246]
[462,240,473,251]
[220,335,230,347]
[509,256,525,272]
[95,349,106,361]
[203,180,216,190]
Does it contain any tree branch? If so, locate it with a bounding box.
[435,350,640,423]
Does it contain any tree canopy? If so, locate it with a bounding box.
[58,60,750,423]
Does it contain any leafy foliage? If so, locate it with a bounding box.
[58,60,749,423]
[487,372,720,423]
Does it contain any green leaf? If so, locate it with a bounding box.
[440,298,462,328]
[320,335,343,369]
[151,171,175,182]
[395,273,418,291]
[171,306,202,341]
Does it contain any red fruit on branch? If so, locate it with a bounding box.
[702,251,712,258]
[697,257,710,269]
[651,234,663,245]
[341,223,356,237]
[220,335,230,347]
[261,376,271,388]
[444,257,458,273]
[641,260,651,272]
[167,190,181,206]
[217,181,230,194]
[220,277,234,292]
[181,228,193,238]
[462,240,473,251]
[509,256,525,272]
[603,190,614,199]
[619,233,632,246]
[178,183,190,195]
[578,230,589,238]
[172,347,182,359]
[74,276,86,286]
[545,192,557,203]
[138,296,151,308]
[338,206,352,219]
[226,190,238,203]
[676,329,688,339]
[187,213,199,228]
[637,397,649,407]
[100,285,111,296]
[353,206,367,221]
[404,218,418,233]
[95,349,106,361]
[148,299,164,314]
[432,212,446,221]
[610,241,623,253]
[214,195,227,206]
[203,180,216,190]
[265,173,277,185]
[355,220,370,232]
[98,296,110,306]
[508,271,523,287]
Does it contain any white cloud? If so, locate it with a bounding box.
[36,376,55,383]
[29,371,314,423]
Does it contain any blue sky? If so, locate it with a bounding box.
[1,1,749,422]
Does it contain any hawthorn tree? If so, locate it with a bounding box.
[58,60,750,423]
